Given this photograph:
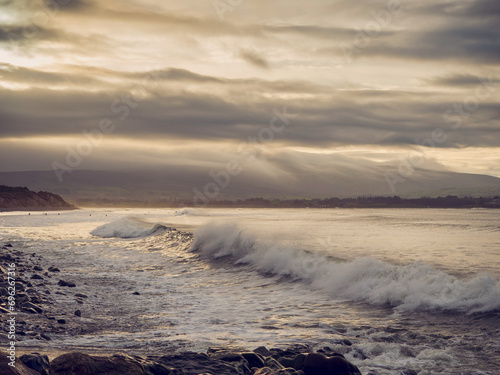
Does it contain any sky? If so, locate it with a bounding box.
[0,0,499,187]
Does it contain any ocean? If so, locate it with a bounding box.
[1,208,499,374]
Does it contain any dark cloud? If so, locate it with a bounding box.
[0,72,498,149]
[458,0,500,18]
[0,24,60,43]
[239,49,270,69]
[426,73,499,87]
[325,23,500,64]
[44,0,93,12]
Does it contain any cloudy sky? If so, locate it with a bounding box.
[1,0,499,186]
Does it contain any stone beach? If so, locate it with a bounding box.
[1,242,364,375]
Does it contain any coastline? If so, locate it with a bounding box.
[0,242,363,374]
[2,210,498,374]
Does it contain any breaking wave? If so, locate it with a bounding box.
[91,217,169,238]
[190,223,500,314]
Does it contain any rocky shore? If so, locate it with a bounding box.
[0,242,367,375]
[5,241,435,375]
[2,345,364,375]
[0,242,82,344]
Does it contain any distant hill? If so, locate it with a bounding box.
[0,185,76,211]
[0,168,499,207]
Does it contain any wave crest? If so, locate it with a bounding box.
[190,223,500,314]
[91,217,170,238]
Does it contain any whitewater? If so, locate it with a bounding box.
[1,207,499,374]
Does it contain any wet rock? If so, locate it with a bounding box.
[207,346,247,359]
[254,346,272,357]
[57,280,76,287]
[278,357,295,368]
[75,310,81,317]
[21,302,43,314]
[133,291,141,295]
[20,353,51,375]
[241,352,266,369]
[48,266,60,272]
[0,350,40,374]
[57,319,66,324]
[158,352,251,375]
[75,293,88,299]
[50,352,146,375]
[292,353,307,370]
[265,357,284,371]
[303,352,361,375]
[400,370,418,375]
[205,347,252,374]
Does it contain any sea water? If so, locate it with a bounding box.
[0,208,499,374]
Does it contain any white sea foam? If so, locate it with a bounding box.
[190,223,500,313]
[174,208,201,216]
[91,217,169,238]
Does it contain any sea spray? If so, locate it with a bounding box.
[190,222,500,313]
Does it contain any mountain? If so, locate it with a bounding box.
[0,166,499,207]
[0,185,76,211]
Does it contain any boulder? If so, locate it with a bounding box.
[0,350,41,374]
[264,357,284,371]
[241,352,266,369]
[303,353,361,375]
[57,280,76,287]
[158,352,251,375]
[254,346,272,357]
[278,357,295,368]
[20,353,51,375]
[292,353,307,370]
[50,352,146,375]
